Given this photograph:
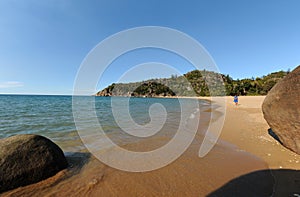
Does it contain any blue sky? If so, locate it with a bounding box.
[0,0,299,95]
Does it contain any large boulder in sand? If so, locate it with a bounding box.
[0,134,68,192]
[262,66,300,155]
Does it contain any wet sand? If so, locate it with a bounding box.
[2,96,300,196]
[2,141,269,197]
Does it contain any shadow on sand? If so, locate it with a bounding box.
[207,169,300,197]
[268,128,283,145]
[65,152,91,175]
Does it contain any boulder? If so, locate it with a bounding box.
[262,66,300,154]
[0,134,68,192]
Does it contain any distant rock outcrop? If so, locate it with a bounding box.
[95,83,115,96]
[0,134,68,192]
[262,66,300,155]
[95,81,176,97]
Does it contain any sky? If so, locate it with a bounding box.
[0,0,299,95]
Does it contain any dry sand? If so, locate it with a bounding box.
[2,96,300,196]
[221,96,300,170]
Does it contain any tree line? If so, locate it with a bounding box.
[95,69,289,97]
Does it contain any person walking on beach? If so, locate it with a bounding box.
[233,95,238,106]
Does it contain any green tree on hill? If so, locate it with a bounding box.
[95,69,289,97]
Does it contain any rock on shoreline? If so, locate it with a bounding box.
[262,66,300,155]
[0,134,68,192]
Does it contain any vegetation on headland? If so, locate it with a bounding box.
[95,69,289,97]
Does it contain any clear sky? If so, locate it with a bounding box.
[0,0,299,95]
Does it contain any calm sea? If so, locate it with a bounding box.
[0,95,205,153]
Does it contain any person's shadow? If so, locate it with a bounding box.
[207,169,300,197]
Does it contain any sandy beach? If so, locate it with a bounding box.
[2,96,300,196]
[221,96,300,170]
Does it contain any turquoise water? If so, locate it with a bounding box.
[0,95,204,152]
[0,95,74,139]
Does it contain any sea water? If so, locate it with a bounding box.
[0,95,205,153]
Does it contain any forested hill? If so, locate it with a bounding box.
[95,69,289,97]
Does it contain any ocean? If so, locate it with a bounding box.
[0,95,205,153]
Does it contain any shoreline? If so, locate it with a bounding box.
[2,96,300,196]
